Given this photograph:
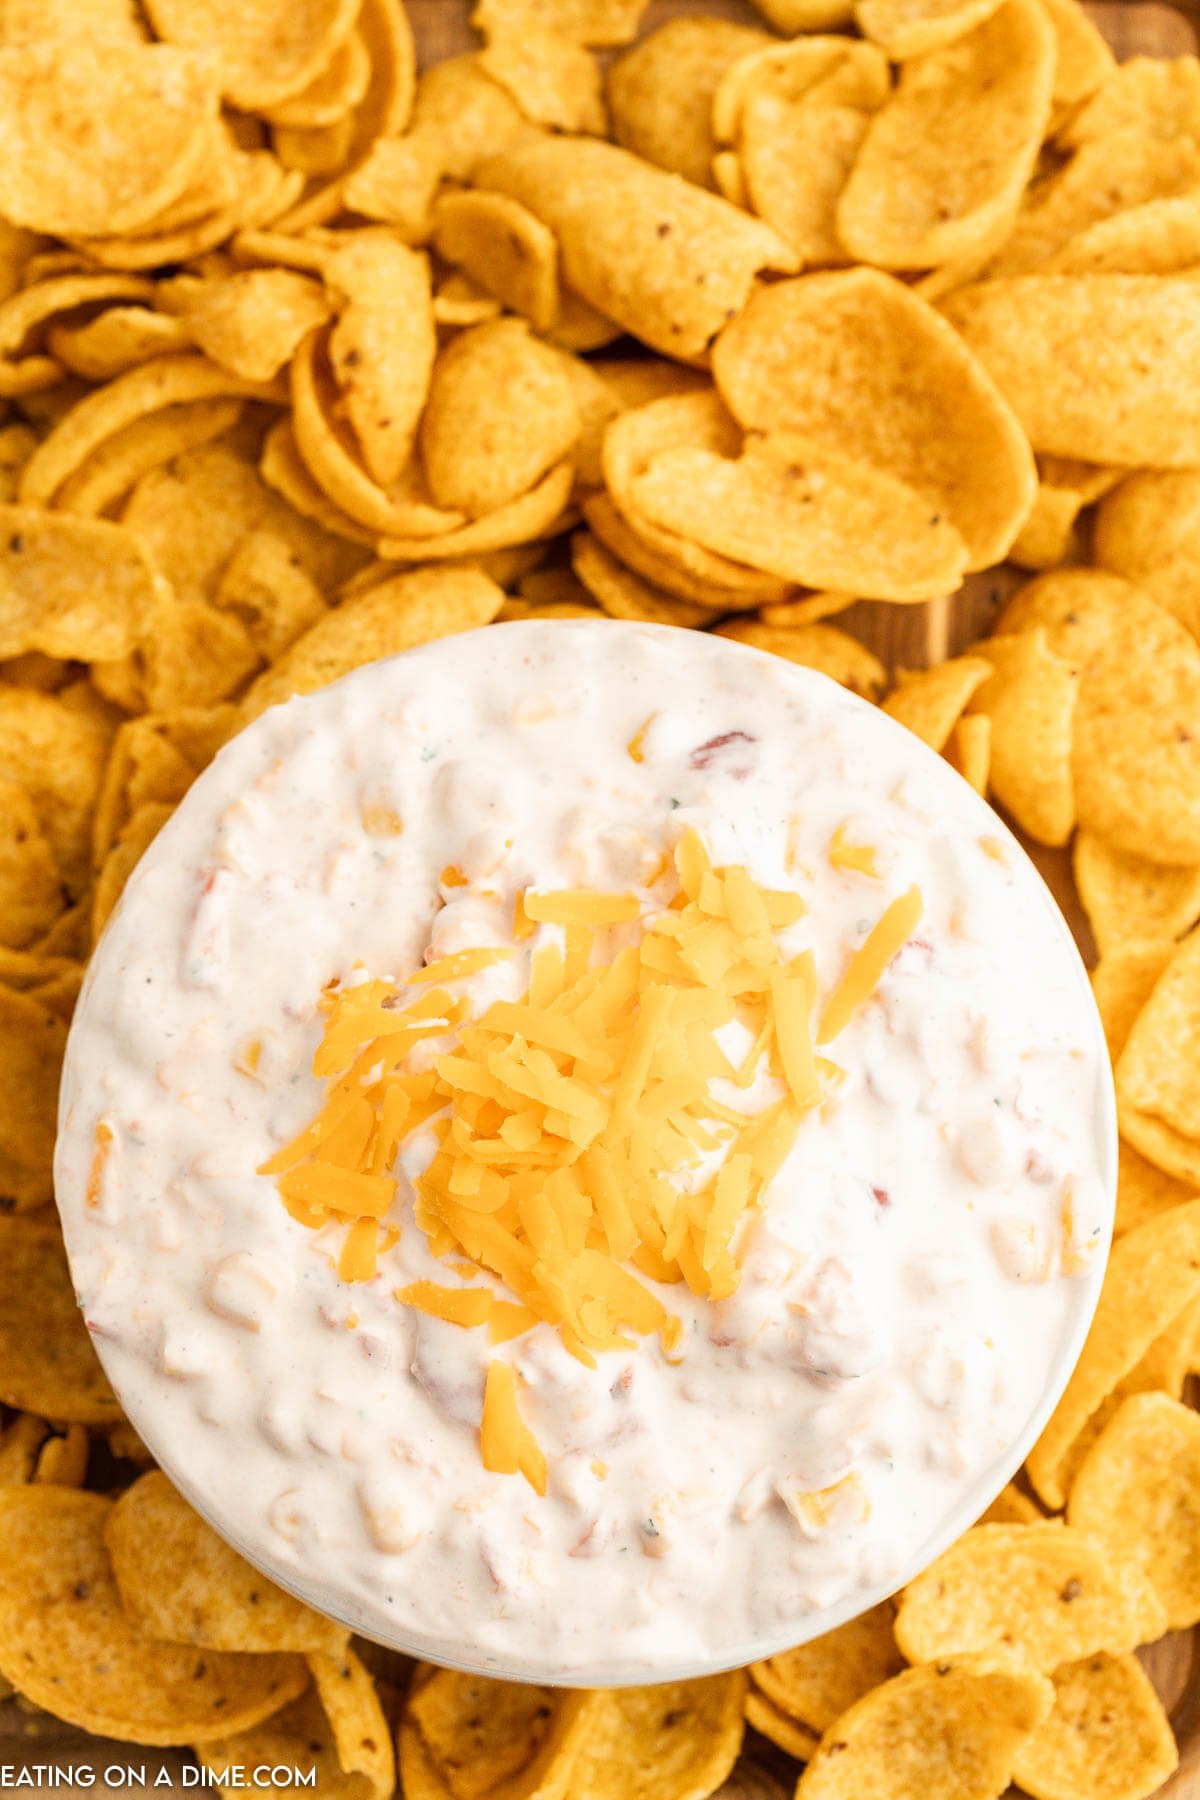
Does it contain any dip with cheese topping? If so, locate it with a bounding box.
[55,622,1113,1682]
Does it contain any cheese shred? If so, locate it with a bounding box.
[262,829,922,1489]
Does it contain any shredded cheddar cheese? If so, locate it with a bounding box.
[817,886,923,1046]
[626,716,655,763]
[481,1361,546,1494]
[85,1121,113,1210]
[262,830,923,1490]
[828,824,880,878]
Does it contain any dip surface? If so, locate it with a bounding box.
[56,622,1111,1680]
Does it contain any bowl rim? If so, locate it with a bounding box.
[58,619,1118,1688]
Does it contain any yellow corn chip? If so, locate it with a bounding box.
[720,42,890,267]
[0,0,146,47]
[470,0,649,44]
[1074,832,1200,956]
[0,684,112,897]
[199,1683,379,1800]
[142,0,359,112]
[838,0,1054,269]
[759,593,855,627]
[19,353,283,509]
[1059,53,1200,149]
[327,231,436,490]
[477,134,796,360]
[744,1686,819,1762]
[0,423,37,503]
[306,1649,396,1800]
[1037,0,1114,111]
[571,532,718,628]
[978,1482,1043,1525]
[1116,925,1200,1178]
[794,1653,1053,1800]
[432,272,503,329]
[107,1471,349,1656]
[0,1413,48,1486]
[1011,1651,1177,1800]
[941,275,1200,466]
[1092,944,1175,1066]
[376,459,574,562]
[1008,483,1084,572]
[0,505,166,662]
[0,272,155,395]
[343,61,520,245]
[994,567,1131,665]
[1094,468,1200,642]
[1038,455,1124,506]
[402,1668,600,1800]
[752,1603,903,1734]
[515,566,594,609]
[884,658,993,750]
[1068,1392,1200,1630]
[92,704,233,868]
[541,287,622,353]
[215,529,327,663]
[266,0,417,239]
[291,330,462,540]
[895,1523,1166,1668]
[33,1422,89,1488]
[258,418,380,550]
[433,191,560,333]
[0,1210,118,1414]
[607,18,770,190]
[967,630,1077,845]
[996,570,1200,864]
[177,269,331,384]
[1025,1198,1200,1507]
[583,490,780,611]
[1115,1136,1195,1239]
[53,398,244,518]
[241,566,505,721]
[1048,192,1200,277]
[92,800,176,940]
[1071,591,1200,867]
[714,271,1036,571]
[568,1674,747,1800]
[716,619,886,700]
[0,40,218,237]
[479,28,606,136]
[74,150,305,273]
[748,0,854,24]
[0,783,63,951]
[994,130,1200,279]
[857,0,1006,59]
[601,392,794,603]
[420,318,579,519]
[0,1487,307,1744]
[263,28,370,129]
[273,114,357,180]
[628,430,967,602]
[48,307,190,383]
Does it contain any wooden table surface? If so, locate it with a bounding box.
[5,1,1198,1795]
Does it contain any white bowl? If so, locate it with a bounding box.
[57,622,1117,1686]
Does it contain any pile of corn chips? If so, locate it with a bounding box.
[2,0,1200,1793]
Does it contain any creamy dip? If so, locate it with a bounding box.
[56,622,1111,1681]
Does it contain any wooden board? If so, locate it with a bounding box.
[4,4,1198,1797]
